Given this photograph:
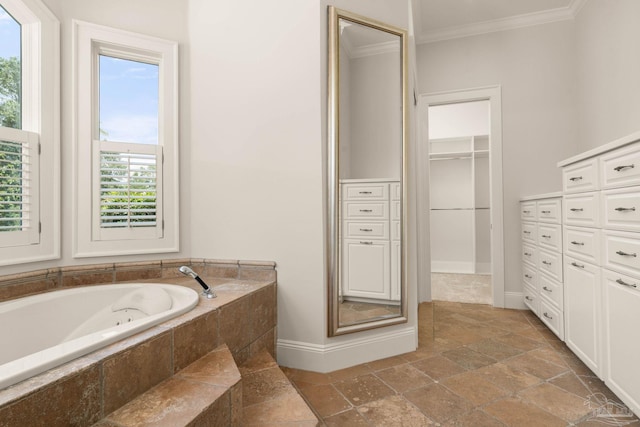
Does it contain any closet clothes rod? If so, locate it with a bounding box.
[430,207,490,211]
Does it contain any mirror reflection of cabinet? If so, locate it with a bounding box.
[429,135,491,274]
[341,179,400,303]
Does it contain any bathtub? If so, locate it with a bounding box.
[0,283,199,390]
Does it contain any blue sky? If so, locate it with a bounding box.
[0,6,20,59]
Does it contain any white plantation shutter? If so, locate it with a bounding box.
[92,140,163,241]
[0,127,39,247]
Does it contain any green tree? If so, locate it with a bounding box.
[0,56,20,129]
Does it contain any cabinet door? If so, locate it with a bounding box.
[603,269,640,415]
[564,256,601,376]
[342,239,390,299]
[390,240,401,301]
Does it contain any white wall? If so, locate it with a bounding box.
[428,101,489,139]
[417,20,579,296]
[574,0,640,152]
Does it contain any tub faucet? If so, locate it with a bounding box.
[179,266,216,299]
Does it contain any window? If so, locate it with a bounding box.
[74,21,179,256]
[0,0,59,266]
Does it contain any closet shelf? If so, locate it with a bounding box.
[429,151,473,160]
[431,207,490,211]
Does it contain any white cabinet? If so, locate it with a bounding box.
[341,180,400,302]
[520,194,564,340]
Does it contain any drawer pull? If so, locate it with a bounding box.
[616,278,638,288]
[523,210,531,214]
[525,296,533,302]
[543,312,553,320]
[524,274,533,279]
[359,228,373,232]
[571,262,585,269]
[616,250,637,257]
[542,234,551,239]
[358,191,373,194]
[570,208,584,212]
[541,210,551,214]
[523,231,531,235]
[524,252,532,256]
[359,241,373,245]
[542,261,552,266]
[570,241,585,246]
[359,209,373,213]
[614,207,636,212]
[543,286,552,293]
[614,164,635,172]
[569,176,583,182]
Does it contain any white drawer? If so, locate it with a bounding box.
[342,183,388,200]
[563,192,600,228]
[391,183,401,201]
[540,299,564,340]
[563,226,600,265]
[600,142,640,189]
[344,201,389,220]
[539,273,563,310]
[603,231,640,280]
[539,248,563,282]
[563,158,599,193]
[521,201,537,221]
[522,242,538,267]
[602,187,640,232]
[522,222,537,244]
[538,223,562,252]
[523,284,539,316]
[391,200,401,221]
[344,221,389,239]
[523,263,538,288]
[391,220,400,241]
[537,199,562,224]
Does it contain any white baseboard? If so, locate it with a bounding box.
[505,291,526,309]
[276,326,417,373]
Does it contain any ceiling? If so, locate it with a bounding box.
[414,0,587,44]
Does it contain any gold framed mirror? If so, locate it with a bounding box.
[327,6,408,336]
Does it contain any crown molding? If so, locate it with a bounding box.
[349,40,400,59]
[417,0,588,45]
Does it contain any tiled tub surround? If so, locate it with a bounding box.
[0,259,278,426]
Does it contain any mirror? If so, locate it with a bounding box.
[327,7,408,336]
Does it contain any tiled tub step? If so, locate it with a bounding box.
[240,349,319,426]
[95,344,242,426]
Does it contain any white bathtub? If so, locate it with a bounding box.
[0,283,199,390]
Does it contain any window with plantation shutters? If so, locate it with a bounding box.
[74,21,179,256]
[0,127,39,247]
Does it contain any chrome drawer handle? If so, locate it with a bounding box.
[542,235,551,239]
[525,296,533,302]
[614,164,635,172]
[543,286,552,292]
[360,241,373,245]
[570,208,584,212]
[359,209,373,213]
[541,210,551,214]
[525,274,533,279]
[616,279,638,288]
[524,252,532,256]
[571,262,585,269]
[615,207,636,212]
[359,228,373,232]
[523,231,531,234]
[523,210,531,214]
[542,261,552,266]
[543,312,553,320]
[569,176,582,182]
[359,191,372,194]
[616,250,637,257]
[570,241,585,246]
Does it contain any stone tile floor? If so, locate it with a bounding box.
[283,302,640,426]
[431,273,492,305]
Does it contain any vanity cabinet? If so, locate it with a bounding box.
[520,194,564,338]
[341,180,400,302]
[558,131,640,416]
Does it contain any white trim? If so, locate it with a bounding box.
[505,292,526,310]
[349,41,400,59]
[417,1,587,45]
[418,86,505,308]
[277,326,416,373]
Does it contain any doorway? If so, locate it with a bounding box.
[417,87,504,307]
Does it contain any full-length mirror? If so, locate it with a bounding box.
[327,6,408,336]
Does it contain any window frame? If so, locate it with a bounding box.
[0,0,59,266]
[73,20,179,257]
